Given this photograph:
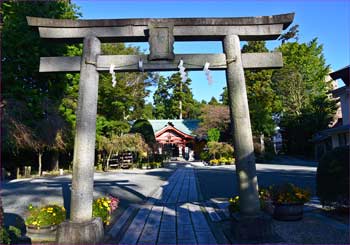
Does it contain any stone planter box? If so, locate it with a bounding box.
[26,224,57,242]
[273,203,304,221]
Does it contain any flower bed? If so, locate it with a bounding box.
[228,189,270,214]
[25,204,66,229]
[228,183,310,219]
[92,195,120,225]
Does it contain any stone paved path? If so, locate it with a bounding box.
[108,167,218,244]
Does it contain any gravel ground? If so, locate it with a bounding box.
[273,213,349,244]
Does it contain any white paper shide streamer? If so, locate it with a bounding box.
[203,62,214,85]
[177,59,187,83]
[109,64,116,87]
[138,59,143,72]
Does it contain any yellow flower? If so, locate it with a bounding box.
[53,213,56,216]
[103,202,109,207]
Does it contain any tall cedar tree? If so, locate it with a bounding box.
[2,1,80,173]
[153,72,201,119]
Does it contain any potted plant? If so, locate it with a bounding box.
[25,204,66,241]
[269,183,311,221]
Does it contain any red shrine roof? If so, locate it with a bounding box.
[155,124,195,140]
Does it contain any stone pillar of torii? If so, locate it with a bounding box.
[27,13,294,243]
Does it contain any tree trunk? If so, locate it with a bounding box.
[106,151,112,171]
[52,150,59,171]
[260,134,265,154]
[38,151,43,176]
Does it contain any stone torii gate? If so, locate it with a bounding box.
[27,13,294,243]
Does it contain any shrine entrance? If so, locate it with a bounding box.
[27,13,294,243]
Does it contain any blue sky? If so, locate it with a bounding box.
[73,0,350,103]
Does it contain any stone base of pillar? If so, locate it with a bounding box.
[56,217,104,244]
[230,212,275,242]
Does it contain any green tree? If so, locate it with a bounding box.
[272,39,337,155]
[207,128,220,142]
[1,1,81,173]
[60,43,151,149]
[207,142,233,159]
[242,41,282,137]
[153,76,170,119]
[220,87,229,105]
[208,97,220,105]
[220,41,282,138]
[195,105,231,141]
[153,73,199,119]
[130,119,156,148]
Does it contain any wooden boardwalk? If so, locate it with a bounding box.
[108,167,219,244]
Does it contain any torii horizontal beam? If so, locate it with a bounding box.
[27,13,294,42]
[39,53,283,72]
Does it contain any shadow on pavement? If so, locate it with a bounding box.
[196,167,316,201]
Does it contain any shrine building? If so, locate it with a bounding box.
[148,119,200,159]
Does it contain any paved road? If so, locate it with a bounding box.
[1,167,174,228]
[195,163,317,201]
[2,161,317,235]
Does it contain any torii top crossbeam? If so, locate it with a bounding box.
[27,13,294,41]
[27,13,294,73]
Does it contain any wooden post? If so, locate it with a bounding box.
[70,35,101,222]
[223,34,261,216]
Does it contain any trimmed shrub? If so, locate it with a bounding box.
[316,146,349,207]
[200,151,210,162]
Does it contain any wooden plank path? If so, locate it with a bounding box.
[110,167,219,244]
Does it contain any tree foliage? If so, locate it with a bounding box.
[273,39,337,155]
[242,41,282,137]
[97,133,149,169]
[207,128,220,142]
[1,1,81,173]
[153,73,200,119]
[130,119,156,147]
[207,142,234,159]
[195,105,231,141]
[221,41,281,137]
